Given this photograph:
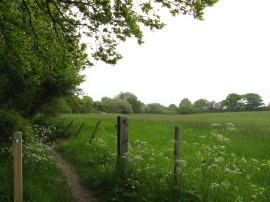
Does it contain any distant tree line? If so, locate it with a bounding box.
[41,92,269,115]
[178,93,268,114]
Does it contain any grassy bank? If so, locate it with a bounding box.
[52,112,270,201]
[0,124,74,201]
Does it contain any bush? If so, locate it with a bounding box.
[0,119,74,201]
[32,114,62,141]
[32,113,50,126]
[0,108,33,143]
[39,98,72,116]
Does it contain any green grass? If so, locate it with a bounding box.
[51,112,270,201]
[0,125,75,202]
[0,161,74,202]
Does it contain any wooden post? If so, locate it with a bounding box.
[62,120,73,137]
[14,132,23,202]
[89,120,101,144]
[117,116,128,161]
[174,127,180,190]
[60,117,66,125]
[75,122,85,137]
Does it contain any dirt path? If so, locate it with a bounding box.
[51,150,97,202]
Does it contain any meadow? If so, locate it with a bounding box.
[51,112,270,201]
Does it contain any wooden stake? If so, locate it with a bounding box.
[75,122,85,137]
[116,116,128,174]
[62,120,73,137]
[117,116,128,159]
[89,120,101,144]
[14,131,23,202]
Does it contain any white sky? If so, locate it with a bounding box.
[80,0,270,107]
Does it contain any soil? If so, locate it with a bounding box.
[50,149,97,202]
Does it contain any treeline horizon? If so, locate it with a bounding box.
[41,92,270,115]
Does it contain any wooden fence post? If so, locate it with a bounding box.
[14,131,23,202]
[60,117,66,125]
[174,127,180,191]
[62,120,73,137]
[89,120,101,144]
[75,122,85,137]
[117,116,128,162]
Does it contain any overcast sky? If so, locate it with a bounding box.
[80,0,270,107]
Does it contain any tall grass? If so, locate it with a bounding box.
[52,112,270,201]
[0,124,75,201]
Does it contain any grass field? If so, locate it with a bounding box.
[51,112,270,201]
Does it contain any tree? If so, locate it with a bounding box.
[92,101,103,113]
[0,1,88,116]
[115,92,143,113]
[215,101,225,112]
[168,104,178,114]
[39,98,72,116]
[0,0,219,116]
[266,103,270,111]
[207,100,223,112]
[66,97,86,114]
[82,96,94,113]
[2,0,218,65]
[193,99,209,113]
[108,98,132,114]
[223,93,243,112]
[143,103,168,114]
[242,93,264,111]
[100,97,112,113]
[178,98,193,114]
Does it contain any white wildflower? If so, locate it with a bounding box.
[241,156,247,163]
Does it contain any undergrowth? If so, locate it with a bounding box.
[0,121,74,201]
[55,114,270,201]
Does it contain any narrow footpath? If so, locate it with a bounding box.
[51,150,97,202]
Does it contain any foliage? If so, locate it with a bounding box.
[143,103,169,114]
[242,93,264,111]
[108,98,133,114]
[66,96,94,114]
[39,98,72,116]
[82,96,94,112]
[223,93,244,111]
[0,0,219,117]
[93,96,135,114]
[178,98,193,114]
[0,0,88,116]
[89,92,268,115]
[4,0,218,65]
[207,100,223,112]
[100,97,112,113]
[193,98,209,113]
[0,108,33,143]
[92,101,104,113]
[115,92,144,113]
[168,104,178,114]
[0,122,74,201]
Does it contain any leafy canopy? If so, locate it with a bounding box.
[0,0,219,116]
[0,0,89,116]
[6,0,219,65]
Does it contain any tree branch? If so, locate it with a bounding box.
[51,1,87,27]
[22,0,39,48]
[45,0,65,48]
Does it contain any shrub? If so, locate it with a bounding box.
[0,108,33,143]
[39,98,72,116]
